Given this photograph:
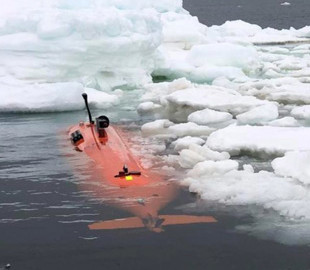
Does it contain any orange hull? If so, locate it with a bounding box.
[69,122,155,188]
[68,121,216,232]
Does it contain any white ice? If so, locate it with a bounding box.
[141,119,214,138]
[268,117,300,127]
[272,151,310,184]
[291,105,310,120]
[183,169,310,220]
[207,125,310,156]
[188,108,233,126]
[171,136,205,151]
[236,103,279,125]
[165,83,269,115]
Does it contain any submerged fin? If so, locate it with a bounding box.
[89,217,144,230]
[89,215,217,231]
[160,215,217,226]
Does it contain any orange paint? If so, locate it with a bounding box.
[68,121,217,232]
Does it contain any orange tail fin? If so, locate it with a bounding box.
[89,215,217,231]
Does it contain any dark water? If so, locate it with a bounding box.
[183,0,310,29]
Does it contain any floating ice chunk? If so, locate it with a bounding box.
[171,136,205,151]
[206,20,309,44]
[178,149,205,169]
[188,108,233,125]
[243,164,254,173]
[161,12,207,45]
[238,217,310,246]
[178,142,231,168]
[141,119,214,138]
[183,169,310,220]
[0,81,85,113]
[168,122,214,137]
[141,119,174,136]
[0,0,163,92]
[85,88,119,109]
[166,84,268,115]
[268,117,300,127]
[291,105,310,120]
[161,154,180,167]
[207,126,310,156]
[154,42,258,83]
[187,43,259,71]
[236,103,279,125]
[188,144,230,161]
[280,2,291,6]
[188,160,239,177]
[239,78,310,104]
[272,151,310,184]
[207,20,262,38]
[186,65,247,83]
[141,78,192,103]
[137,102,162,114]
[268,84,310,103]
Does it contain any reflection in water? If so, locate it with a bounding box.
[68,121,217,232]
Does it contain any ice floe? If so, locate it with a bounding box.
[236,103,279,125]
[268,117,300,127]
[183,169,310,220]
[207,125,310,156]
[171,136,205,151]
[272,151,310,184]
[188,108,233,126]
[239,78,310,104]
[141,119,214,138]
[291,105,310,120]
[0,78,119,112]
[1,0,310,112]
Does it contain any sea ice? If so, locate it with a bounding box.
[0,0,196,112]
[291,105,310,120]
[207,125,310,156]
[272,151,310,184]
[153,42,259,83]
[187,43,258,71]
[183,169,310,220]
[268,117,300,127]
[178,144,231,168]
[141,120,214,138]
[187,160,239,177]
[0,81,85,113]
[236,103,279,125]
[171,136,205,151]
[165,83,268,115]
[188,108,233,125]
[238,78,310,104]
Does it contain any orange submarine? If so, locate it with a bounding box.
[68,93,216,232]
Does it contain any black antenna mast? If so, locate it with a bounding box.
[82,93,94,124]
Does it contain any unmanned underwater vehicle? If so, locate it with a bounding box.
[68,93,216,232]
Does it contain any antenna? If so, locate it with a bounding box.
[82,93,94,124]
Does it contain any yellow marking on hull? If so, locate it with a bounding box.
[125,175,133,181]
